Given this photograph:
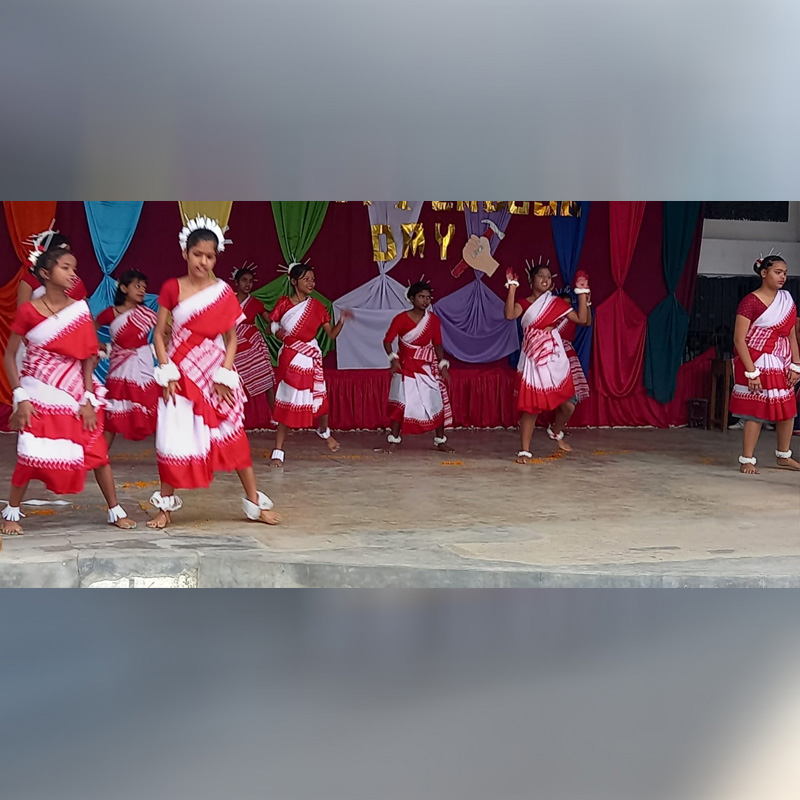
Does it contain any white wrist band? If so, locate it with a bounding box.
[12,387,30,413]
[744,369,760,380]
[388,352,399,362]
[213,367,240,390]
[438,359,450,369]
[505,279,520,289]
[82,391,100,409]
[790,363,800,374]
[573,287,591,295]
[154,361,180,387]
[270,321,281,335]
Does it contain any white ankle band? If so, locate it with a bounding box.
[738,456,757,465]
[242,491,274,520]
[547,426,564,441]
[776,449,792,459]
[149,492,183,512]
[433,436,448,445]
[517,451,532,459]
[317,428,331,440]
[107,505,128,523]
[387,435,402,444]
[1,504,24,522]
[271,449,285,462]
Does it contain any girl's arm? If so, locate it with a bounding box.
[78,358,98,431]
[322,310,352,341]
[17,280,32,309]
[4,332,37,431]
[503,269,523,320]
[733,314,762,392]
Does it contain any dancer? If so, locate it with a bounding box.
[546,283,592,452]
[2,247,135,535]
[17,228,87,306]
[147,217,280,528]
[504,259,591,464]
[381,280,453,453]
[231,264,276,430]
[95,269,159,446]
[269,263,350,466]
[730,253,800,473]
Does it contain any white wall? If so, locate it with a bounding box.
[698,202,800,276]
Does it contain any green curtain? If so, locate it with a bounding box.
[252,202,333,362]
[644,202,702,402]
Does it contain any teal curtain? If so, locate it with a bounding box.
[644,202,702,402]
[252,202,333,362]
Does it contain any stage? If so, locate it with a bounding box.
[0,427,797,587]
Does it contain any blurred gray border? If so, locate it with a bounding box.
[1,0,798,199]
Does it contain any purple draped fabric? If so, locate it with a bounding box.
[434,205,518,363]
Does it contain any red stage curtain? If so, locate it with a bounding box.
[0,202,58,404]
[324,350,713,432]
[593,202,648,397]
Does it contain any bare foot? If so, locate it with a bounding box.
[375,442,397,454]
[739,463,759,475]
[146,510,171,529]
[436,442,455,453]
[270,458,284,468]
[258,509,281,525]
[1,520,23,535]
[326,435,340,453]
[776,456,800,471]
[555,438,573,453]
[515,454,533,465]
[110,518,137,530]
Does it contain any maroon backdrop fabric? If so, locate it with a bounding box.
[0,202,708,431]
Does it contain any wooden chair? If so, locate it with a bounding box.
[709,358,732,431]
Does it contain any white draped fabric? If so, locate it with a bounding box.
[333,201,423,369]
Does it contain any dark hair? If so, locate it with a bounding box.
[753,254,786,276]
[407,280,432,300]
[48,233,71,251]
[233,267,255,283]
[185,228,219,251]
[33,247,74,285]
[289,263,314,284]
[114,269,148,305]
[526,261,552,281]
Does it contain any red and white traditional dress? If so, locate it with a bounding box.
[96,304,159,440]
[270,296,330,428]
[10,300,109,494]
[554,316,590,403]
[515,294,575,414]
[730,290,798,423]
[234,295,275,429]
[155,278,252,488]
[384,310,453,434]
[17,272,88,374]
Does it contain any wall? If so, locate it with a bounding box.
[698,202,800,275]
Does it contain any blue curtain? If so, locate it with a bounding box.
[84,202,146,382]
[550,202,592,375]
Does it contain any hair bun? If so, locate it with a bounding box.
[753,258,763,275]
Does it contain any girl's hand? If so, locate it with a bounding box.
[339,309,353,323]
[78,402,97,431]
[575,270,590,291]
[391,359,402,375]
[787,369,800,389]
[164,380,179,404]
[440,364,451,385]
[747,376,763,392]
[505,268,520,288]
[214,383,234,406]
[10,400,36,432]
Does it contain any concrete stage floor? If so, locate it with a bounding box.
[0,427,798,587]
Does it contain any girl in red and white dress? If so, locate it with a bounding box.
[146,218,280,529]
[730,253,800,474]
[546,283,592,452]
[268,263,350,467]
[382,280,454,453]
[95,269,159,446]
[2,248,136,535]
[504,260,591,464]
[16,229,88,375]
[231,264,276,430]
